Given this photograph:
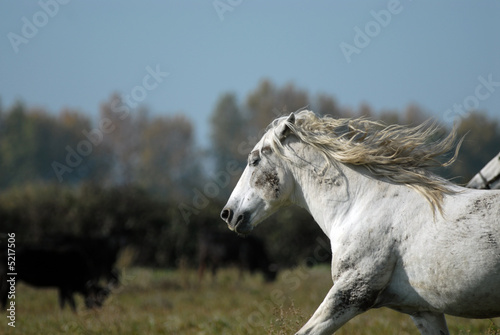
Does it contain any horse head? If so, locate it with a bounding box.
[221,113,297,235]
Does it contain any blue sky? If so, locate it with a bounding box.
[1,1,499,145]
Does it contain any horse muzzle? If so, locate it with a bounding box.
[220,208,253,235]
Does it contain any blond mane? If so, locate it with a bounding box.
[268,110,462,214]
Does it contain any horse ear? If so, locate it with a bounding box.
[278,112,295,141]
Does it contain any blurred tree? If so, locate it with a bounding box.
[137,114,201,200]
[98,94,202,199]
[379,109,402,125]
[378,104,430,126]
[99,94,144,185]
[209,93,247,201]
[403,103,429,125]
[0,102,35,186]
[275,83,309,114]
[0,102,108,188]
[358,102,373,119]
[245,79,278,133]
[314,93,342,118]
[246,80,309,133]
[0,183,77,242]
[54,108,113,184]
[210,93,246,169]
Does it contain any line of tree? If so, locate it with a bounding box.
[1,79,499,267]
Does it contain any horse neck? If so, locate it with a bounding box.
[288,153,414,237]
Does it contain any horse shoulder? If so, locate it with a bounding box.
[329,213,400,294]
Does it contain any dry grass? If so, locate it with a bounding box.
[2,266,499,334]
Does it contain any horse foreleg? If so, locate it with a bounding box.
[295,280,374,335]
[410,312,449,335]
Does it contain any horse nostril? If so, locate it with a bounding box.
[236,214,244,224]
[221,208,233,223]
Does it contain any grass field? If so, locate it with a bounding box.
[2,265,500,335]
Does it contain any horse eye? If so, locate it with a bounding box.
[249,157,260,167]
[248,150,261,166]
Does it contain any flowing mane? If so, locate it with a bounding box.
[267,110,462,214]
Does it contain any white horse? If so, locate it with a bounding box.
[221,110,500,335]
[467,151,500,190]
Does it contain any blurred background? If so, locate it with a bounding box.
[1,1,499,268]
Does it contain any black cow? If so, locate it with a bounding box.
[44,235,123,287]
[198,231,277,282]
[1,246,109,312]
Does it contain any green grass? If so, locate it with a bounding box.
[2,266,500,334]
